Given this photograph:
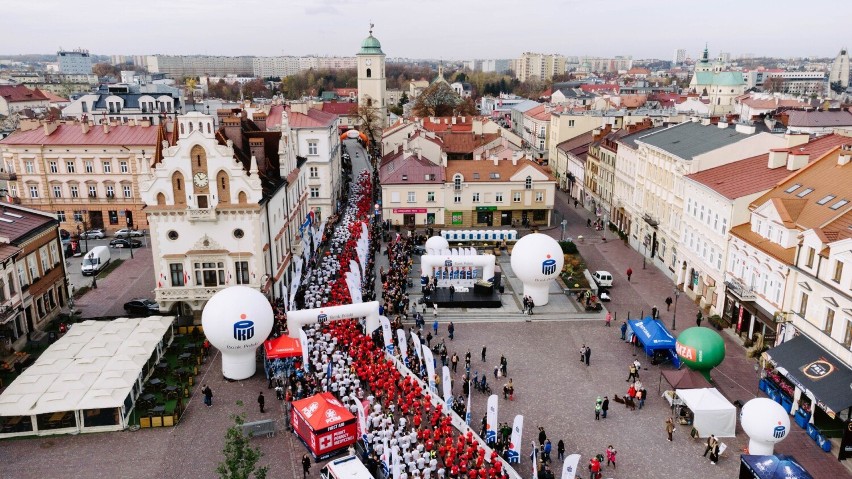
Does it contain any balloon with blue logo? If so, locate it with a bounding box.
[202,286,274,380]
[740,397,791,455]
[510,233,564,306]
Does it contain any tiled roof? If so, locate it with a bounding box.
[729,224,795,264]
[620,94,647,108]
[40,90,69,103]
[266,105,283,129]
[685,134,849,199]
[749,145,852,231]
[289,108,337,128]
[379,152,445,185]
[435,132,500,154]
[0,85,49,103]
[0,205,56,243]
[819,210,852,242]
[321,102,357,115]
[0,123,159,146]
[0,244,21,262]
[638,121,753,160]
[782,109,852,128]
[556,131,595,155]
[740,97,809,110]
[525,104,551,121]
[446,158,554,182]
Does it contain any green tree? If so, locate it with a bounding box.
[398,92,409,107]
[217,411,268,479]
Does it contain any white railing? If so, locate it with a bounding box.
[187,208,216,221]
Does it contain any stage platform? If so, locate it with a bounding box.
[422,287,502,308]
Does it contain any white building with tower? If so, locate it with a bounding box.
[357,26,388,130]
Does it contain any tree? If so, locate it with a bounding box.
[217,411,268,479]
[351,103,383,152]
[412,82,467,117]
[398,92,409,107]
[242,79,271,99]
[92,62,118,78]
[762,76,784,93]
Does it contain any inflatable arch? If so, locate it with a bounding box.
[286,300,382,338]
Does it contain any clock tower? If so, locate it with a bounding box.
[357,25,387,128]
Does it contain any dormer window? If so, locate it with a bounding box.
[785,183,801,193]
[402,175,408,181]
[525,176,532,190]
[796,188,813,197]
[830,199,849,210]
[453,174,462,190]
[473,173,480,180]
[818,195,836,205]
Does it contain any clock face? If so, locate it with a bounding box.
[365,59,372,66]
[193,172,208,188]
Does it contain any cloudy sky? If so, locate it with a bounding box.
[4,0,847,60]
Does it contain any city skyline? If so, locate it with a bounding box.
[2,0,849,61]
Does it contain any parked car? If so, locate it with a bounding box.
[81,246,110,276]
[80,229,106,239]
[109,238,142,248]
[592,270,614,287]
[123,298,160,315]
[114,228,143,239]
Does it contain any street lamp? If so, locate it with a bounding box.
[671,288,681,330]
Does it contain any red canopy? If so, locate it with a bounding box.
[292,392,355,432]
[264,335,302,359]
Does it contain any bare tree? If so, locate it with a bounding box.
[351,103,382,153]
[412,82,468,117]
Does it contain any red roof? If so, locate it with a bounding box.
[40,90,69,103]
[333,88,357,97]
[1,123,159,146]
[0,85,49,103]
[292,393,355,431]
[436,132,500,154]
[379,151,445,184]
[289,108,338,128]
[685,134,849,199]
[266,105,283,129]
[321,102,357,115]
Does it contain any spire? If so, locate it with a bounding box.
[369,21,374,36]
[701,43,709,62]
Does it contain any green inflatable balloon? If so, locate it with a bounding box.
[676,327,726,380]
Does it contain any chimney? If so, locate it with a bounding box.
[451,116,457,125]
[700,118,712,126]
[735,123,756,135]
[140,119,151,127]
[43,121,58,136]
[717,121,728,129]
[512,150,522,165]
[102,122,110,134]
[253,111,268,131]
[785,133,809,148]
[491,154,498,166]
[19,119,39,131]
[290,102,308,115]
[839,144,852,166]
[222,117,243,151]
[787,148,809,170]
[249,137,266,172]
[461,117,466,123]
[767,148,789,169]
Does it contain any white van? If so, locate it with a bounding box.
[592,270,613,287]
[81,246,111,276]
[320,455,372,479]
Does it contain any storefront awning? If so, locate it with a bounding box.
[765,334,852,416]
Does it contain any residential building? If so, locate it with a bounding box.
[61,84,182,126]
[734,93,811,121]
[0,120,159,234]
[0,204,69,345]
[612,126,669,241]
[521,104,551,161]
[673,49,687,66]
[546,111,606,167]
[550,87,596,107]
[508,100,540,139]
[554,131,595,202]
[0,85,50,116]
[253,56,301,78]
[514,53,566,82]
[777,109,852,136]
[724,143,852,354]
[682,134,846,316]
[577,56,633,74]
[479,94,527,122]
[450,82,472,99]
[481,59,511,74]
[357,28,388,129]
[829,48,850,95]
[145,55,254,77]
[408,80,430,103]
[379,146,446,227]
[633,120,786,280]
[57,49,92,75]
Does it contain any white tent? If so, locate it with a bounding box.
[675,387,737,438]
[0,317,173,437]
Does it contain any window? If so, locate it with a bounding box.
[496,192,503,203]
[390,192,400,203]
[88,185,97,197]
[49,242,59,265]
[124,185,132,198]
[795,188,813,197]
[309,167,318,178]
[833,260,844,283]
[472,193,480,202]
[52,185,62,198]
[825,309,835,335]
[120,161,128,173]
[73,211,84,222]
[830,199,849,210]
[784,183,801,193]
[39,246,49,273]
[106,185,115,197]
[308,141,318,155]
[721,218,727,234]
[535,192,544,202]
[25,161,34,174]
[85,161,93,173]
[102,161,111,173]
[427,192,435,202]
[70,185,79,198]
[513,192,521,203]
[29,185,39,198]
[56,211,66,222]
[49,161,58,173]
[407,191,416,203]
[235,261,250,285]
[167,230,179,240]
[27,255,38,281]
[806,247,815,268]
[533,210,546,222]
[817,195,836,205]
[194,261,225,287]
[170,263,185,286]
[424,174,435,181]
[844,320,852,348]
[453,175,462,190]
[108,210,118,225]
[524,176,532,190]
[798,292,809,317]
[0,278,5,302]
[472,173,480,180]
[310,187,320,198]
[16,262,27,288]
[489,173,500,179]
[66,161,75,173]
[454,194,461,204]
[568,120,575,127]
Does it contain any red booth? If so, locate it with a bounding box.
[264,335,302,359]
[291,393,357,460]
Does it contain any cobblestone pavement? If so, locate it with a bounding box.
[72,245,156,318]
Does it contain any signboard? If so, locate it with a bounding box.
[393,208,427,214]
[451,212,463,225]
[476,206,497,211]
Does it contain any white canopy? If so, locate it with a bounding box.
[675,387,737,438]
[0,317,173,418]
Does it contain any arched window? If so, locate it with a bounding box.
[453,174,462,191]
[207,122,211,134]
[237,191,248,204]
[217,171,230,204]
[366,68,372,78]
[188,122,193,132]
[180,123,184,135]
[156,192,166,205]
[171,172,186,205]
[525,176,532,190]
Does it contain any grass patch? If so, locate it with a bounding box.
[72,259,125,299]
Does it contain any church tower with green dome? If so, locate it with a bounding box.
[357,24,387,128]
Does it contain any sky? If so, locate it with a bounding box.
[3,0,848,60]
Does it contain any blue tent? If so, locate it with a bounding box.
[739,455,813,479]
[628,317,680,367]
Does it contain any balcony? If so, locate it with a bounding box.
[0,170,16,181]
[155,286,225,303]
[187,208,216,222]
[642,214,659,227]
[725,277,756,301]
[0,301,21,322]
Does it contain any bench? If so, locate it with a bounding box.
[242,419,276,438]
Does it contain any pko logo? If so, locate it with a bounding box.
[542,255,557,275]
[773,424,787,439]
[445,259,453,267]
[233,320,255,341]
[317,313,328,324]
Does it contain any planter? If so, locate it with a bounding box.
[139,417,151,428]
[151,416,163,427]
[780,396,793,414]
[163,415,175,427]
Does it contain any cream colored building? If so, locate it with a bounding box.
[514,53,566,83]
[356,29,388,129]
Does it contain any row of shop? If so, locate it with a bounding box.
[381,208,551,229]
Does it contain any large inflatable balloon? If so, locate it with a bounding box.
[510,233,564,306]
[676,327,725,380]
[741,398,790,455]
[202,286,274,380]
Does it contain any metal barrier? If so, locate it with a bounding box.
[242,419,276,438]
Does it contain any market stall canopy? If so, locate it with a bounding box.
[739,454,814,479]
[264,335,302,359]
[675,387,736,437]
[291,392,355,432]
[764,334,852,416]
[628,318,681,367]
[662,368,712,390]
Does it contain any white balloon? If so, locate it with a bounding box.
[510,233,564,305]
[740,397,791,455]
